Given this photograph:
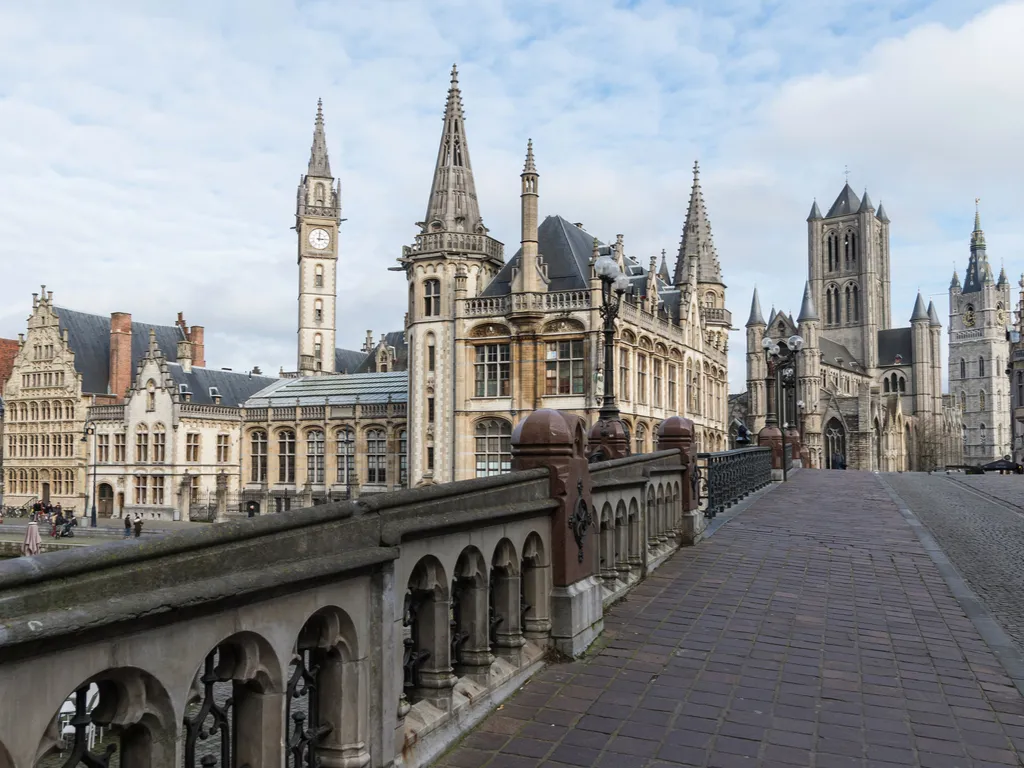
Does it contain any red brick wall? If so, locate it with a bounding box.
[0,338,18,396]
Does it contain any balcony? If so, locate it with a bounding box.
[700,306,733,327]
[405,232,505,262]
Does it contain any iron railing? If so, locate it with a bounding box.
[693,447,772,519]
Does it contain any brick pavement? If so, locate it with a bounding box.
[436,471,1024,767]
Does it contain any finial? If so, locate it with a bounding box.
[974,196,981,232]
[844,165,850,184]
[450,63,459,85]
[523,138,536,173]
[693,159,700,178]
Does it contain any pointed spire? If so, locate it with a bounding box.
[421,64,487,235]
[657,249,670,283]
[911,291,929,322]
[999,265,1009,287]
[927,300,942,327]
[307,98,332,177]
[767,306,778,326]
[523,138,537,174]
[825,183,861,218]
[797,281,819,323]
[673,160,723,287]
[951,268,961,289]
[876,201,889,223]
[746,287,765,327]
[807,199,822,221]
[962,199,991,293]
[975,197,982,233]
[858,189,874,212]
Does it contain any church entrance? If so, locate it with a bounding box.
[825,418,846,469]
[98,483,114,517]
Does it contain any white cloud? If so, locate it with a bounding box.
[0,0,1016,394]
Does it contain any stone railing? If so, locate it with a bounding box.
[300,405,325,420]
[463,290,591,317]
[244,407,268,421]
[464,295,511,316]
[0,410,706,768]
[692,447,772,518]
[406,231,504,261]
[700,306,733,327]
[619,298,677,336]
[86,404,125,422]
[178,403,242,419]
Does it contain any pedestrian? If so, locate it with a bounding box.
[123,514,132,539]
[133,512,143,538]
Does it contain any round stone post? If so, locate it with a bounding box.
[657,417,701,544]
[785,425,802,466]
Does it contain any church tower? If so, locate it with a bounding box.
[796,281,822,466]
[949,203,1011,463]
[401,65,504,486]
[745,287,767,433]
[807,183,891,371]
[296,99,341,375]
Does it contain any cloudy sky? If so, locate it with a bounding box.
[1,0,1021,390]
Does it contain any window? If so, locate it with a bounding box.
[314,264,324,288]
[30,402,38,420]
[980,391,987,410]
[251,430,268,482]
[637,354,648,404]
[1017,372,1023,405]
[314,334,322,367]
[653,359,663,407]
[314,299,323,323]
[424,279,441,316]
[185,433,201,462]
[475,419,512,477]
[41,434,49,458]
[146,380,156,411]
[190,475,200,504]
[97,434,110,463]
[307,430,325,484]
[686,361,694,412]
[545,339,585,395]
[980,424,988,447]
[153,428,166,463]
[635,423,647,454]
[979,356,986,377]
[134,475,147,505]
[960,358,966,379]
[114,433,126,462]
[41,401,50,420]
[152,475,165,506]
[217,434,230,463]
[336,429,355,484]
[136,426,149,463]
[619,349,630,401]
[427,445,435,471]
[474,344,511,397]
[427,339,436,372]
[668,364,678,411]
[278,430,296,483]
[366,429,387,484]
[399,430,408,485]
[427,397,435,423]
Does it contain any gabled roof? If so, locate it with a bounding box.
[245,371,408,408]
[819,336,862,370]
[825,183,862,218]
[335,348,368,374]
[0,338,18,396]
[54,307,184,395]
[482,215,598,296]
[166,364,277,407]
[878,328,913,366]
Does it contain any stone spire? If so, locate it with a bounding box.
[673,160,723,287]
[307,98,332,177]
[657,250,670,283]
[910,291,929,322]
[807,199,822,221]
[876,201,890,223]
[858,189,874,212]
[927,300,942,327]
[421,64,487,235]
[951,267,961,289]
[746,287,765,327]
[797,281,819,323]
[963,199,991,293]
[999,264,1009,287]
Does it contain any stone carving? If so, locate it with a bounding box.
[568,479,593,563]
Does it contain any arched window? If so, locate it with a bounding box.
[426,333,436,373]
[135,424,149,463]
[424,279,441,317]
[826,287,833,324]
[890,373,898,392]
[845,286,852,323]
[852,285,860,321]
[53,401,62,420]
[250,430,267,482]
[41,401,50,420]
[398,429,408,486]
[30,402,38,421]
[313,333,322,366]
[306,430,325,484]
[826,233,834,272]
[979,356,985,377]
[474,419,512,478]
[825,418,846,469]
[366,429,387,484]
[278,430,296,483]
[335,429,355,484]
[152,424,166,463]
[884,377,890,393]
[314,299,323,323]
[980,391,987,410]
[314,181,325,206]
[898,377,906,393]
[635,423,647,454]
[960,358,966,379]
[314,264,324,288]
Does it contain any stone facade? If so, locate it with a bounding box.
[948,206,1012,464]
[743,185,962,471]
[1007,276,1024,463]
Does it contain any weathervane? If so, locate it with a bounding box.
[844,165,850,184]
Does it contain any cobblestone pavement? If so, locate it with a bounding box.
[436,471,1024,767]
[885,472,1024,659]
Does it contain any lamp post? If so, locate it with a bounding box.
[761,334,804,481]
[586,253,632,462]
[81,422,98,528]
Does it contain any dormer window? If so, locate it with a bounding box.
[209,387,220,399]
[178,384,190,395]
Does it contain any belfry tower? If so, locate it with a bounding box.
[296,99,341,375]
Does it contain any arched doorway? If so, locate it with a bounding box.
[825,418,846,469]
[98,483,114,517]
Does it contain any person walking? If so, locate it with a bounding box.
[123,514,132,539]
[133,512,143,538]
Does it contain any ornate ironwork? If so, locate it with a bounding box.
[184,650,232,768]
[568,479,593,563]
[59,686,117,768]
[286,644,332,768]
[402,591,431,695]
[449,579,469,662]
[695,447,772,519]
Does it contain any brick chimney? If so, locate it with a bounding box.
[190,325,205,368]
[109,312,133,402]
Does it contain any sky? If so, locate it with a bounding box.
[1,0,1022,391]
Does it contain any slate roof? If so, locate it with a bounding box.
[166,364,277,407]
[54,307,184,395]
[825,184,862,218]
[0,338,18,396]
[244,371,408,408]
[482,215,596,296]
[335,348,367,374]
[877,328,914,367]
[818,336,862,371]
[334,331,408,374]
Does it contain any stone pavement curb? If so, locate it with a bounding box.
[876,472,1024,700]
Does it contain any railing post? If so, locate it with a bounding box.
[785,424,802,468]
[512,409,603,657]
[656,417,700,545]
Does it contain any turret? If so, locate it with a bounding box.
[928,301,943,417]
[512,139,545,295]
[796,281,822,458]
[910,292,931,415]
[745,287,768,431]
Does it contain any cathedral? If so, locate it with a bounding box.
[744,183,962,471]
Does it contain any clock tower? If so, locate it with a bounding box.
[296,99,341,375]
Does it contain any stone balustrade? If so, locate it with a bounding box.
[0,410,743,768]
[85,404,124,421]
[699,306,733,327]
[178,403,244,419]
[406,232,504,261]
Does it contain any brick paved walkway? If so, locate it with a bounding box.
[436,471,1024,767]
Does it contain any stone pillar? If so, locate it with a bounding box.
[785,425,802,467]
[233,684,284,768]
[492,571,526,664]
[320,653,371,768]
[179,474,191,522]
[614,520,631,580]
[214,472,228,522]
[657,417,701,545]
[454,582,492,681]
[521,561,553,640]
[758,425,784,479]
[512,409,603,657]
[412,591,456,710]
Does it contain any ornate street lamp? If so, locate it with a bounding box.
[587,254,632,461]
[761,334,804,481]
[81,422,98,528]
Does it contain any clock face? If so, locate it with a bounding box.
[997,309,1007,325]
[308,228,330,250]
[963,308,976,328]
